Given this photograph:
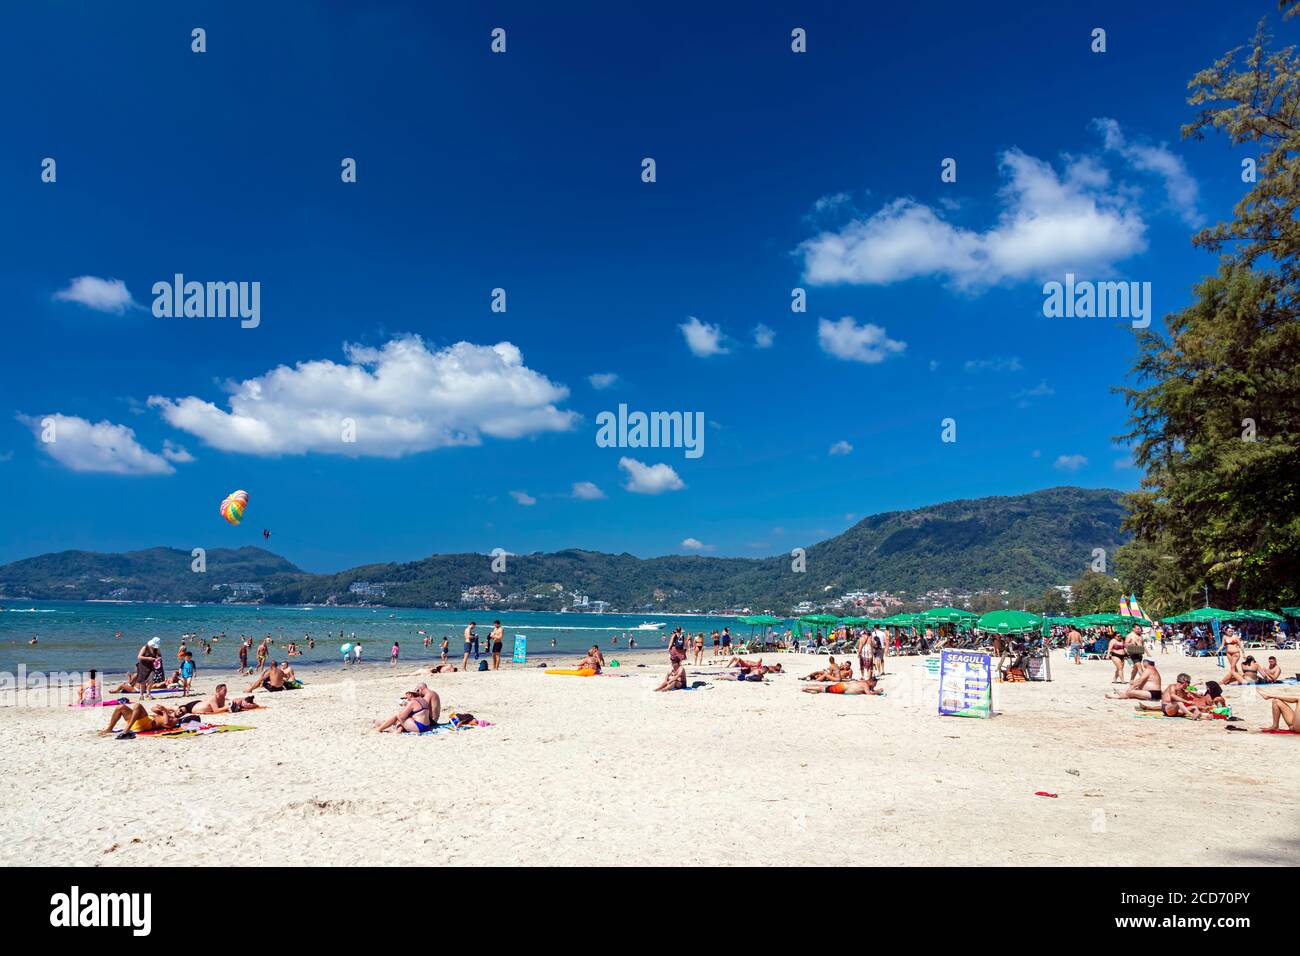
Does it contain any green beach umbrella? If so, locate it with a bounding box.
[738,615,785,626]
[975,609,1043,634]
[1241,609,1284,621]
[920,607,978,624]
[798,614,841,625]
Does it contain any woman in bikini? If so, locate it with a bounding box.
[1222,627,1243,682]
[692,633,704,665]
[1107,632,1127,683]
[374,691,432,733]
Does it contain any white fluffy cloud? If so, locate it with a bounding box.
[1093,118,1202,227]
[752,324,775,348]
[148,335,577,458]
[829,440,853,456]
[52,276,138,314]
[798,148,1148,289]
[619,457,685,495]
[161,440,195,463]
[679,317,729,357]
[18,413,175,475]
[509,490,537,506]
[588,372,618,390]
[818,317,906,364]
[571,481,606,500]
[1054,454,1088,471]
[681,537,713,551]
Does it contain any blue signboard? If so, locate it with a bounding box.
[512,634,527,664]
[938,649,992,718]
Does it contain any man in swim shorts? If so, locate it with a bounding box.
[802,676,882,696]
[246,661,289,693]
[490,620,504,671]
[462,622,476,672]
[1106,658,1162,701]
[1136,673,1200,718]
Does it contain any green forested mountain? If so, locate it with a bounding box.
[0,487,1128,610]
[0,546,302,603]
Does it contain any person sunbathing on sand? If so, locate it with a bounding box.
[1257,689,1300,732]
[723,657,783,675]
[107,672,142,694]
[575,646,604,674]
[374,690,434,734]
[176,685,261,715]
[1106,658,1162,701]
[1260,656,1282,683]
[181,684,228,714]
[414,682,441,724]
[77,669,101,706]
[1186,680,1225,710]
[800,657,848,682]
[401,663,459,677]
[1136,673,1202,718]
[247,661,290,693]
[100,701,181,735]
[655,660,687,691]
[802,676,883,696]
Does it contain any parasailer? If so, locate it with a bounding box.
[220,490,249,525]
[262,529,271,540]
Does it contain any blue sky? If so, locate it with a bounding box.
[0,1,1275,571]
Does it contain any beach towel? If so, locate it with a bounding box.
[68,697,130,708]
[1132,712,1187,720]
[1259,728,1300,735]
[135,723,254,738]
[409,719,493,736]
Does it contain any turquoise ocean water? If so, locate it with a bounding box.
[0,601,752,679]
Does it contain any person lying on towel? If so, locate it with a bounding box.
[802,676,883,696]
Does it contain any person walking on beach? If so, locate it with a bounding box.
[1067,626,1083,664]
[721,626,732,653]
[1123,623,1146,680]
[136,637,161,699]
[490,620,504,671]
[711,630,721,657]
[462,622,477,672]
[692,632,704,665]
[352,642,363,665]
[390,642,400,666]
[440,636,449,664]
[669,628,687,665]
[856,628,872,680]
[256,638,269,672]
[238,637,250,675]
[1107,631,1126,683]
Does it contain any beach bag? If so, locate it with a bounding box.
[477,660,488,671]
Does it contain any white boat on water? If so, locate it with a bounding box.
[634,622,666,631]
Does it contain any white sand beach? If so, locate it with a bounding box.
[2,649,1297,867]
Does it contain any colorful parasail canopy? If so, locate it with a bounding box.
[220,490,249,526]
